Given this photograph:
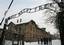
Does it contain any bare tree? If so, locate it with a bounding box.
[46,0,64,45]
[53,0,64,45]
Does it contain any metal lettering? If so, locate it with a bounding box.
[7,2,58,20]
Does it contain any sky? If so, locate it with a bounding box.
[0,0,61,34]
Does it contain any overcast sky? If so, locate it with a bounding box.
[0,0,61,34]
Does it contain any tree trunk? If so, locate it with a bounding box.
[56,11,64,45]
[60,31,64,45]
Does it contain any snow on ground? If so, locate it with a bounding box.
[5,39,61,45]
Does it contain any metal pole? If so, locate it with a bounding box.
[0,0,14,45]
[0,0,14,25]
[0,19,8,45]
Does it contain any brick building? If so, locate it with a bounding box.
[0,20,54,45]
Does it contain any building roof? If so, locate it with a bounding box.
[0,20,57,42]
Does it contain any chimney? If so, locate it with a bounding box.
[17,19,19,23]
[20,19,22,22]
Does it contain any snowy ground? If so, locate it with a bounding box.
[52,39,61,45]
[5,39,61,45]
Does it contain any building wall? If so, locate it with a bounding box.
[5,21,51,42]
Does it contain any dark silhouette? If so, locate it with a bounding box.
[55,0,64,45]
[56,11,64,45]
[0,0,14,45]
